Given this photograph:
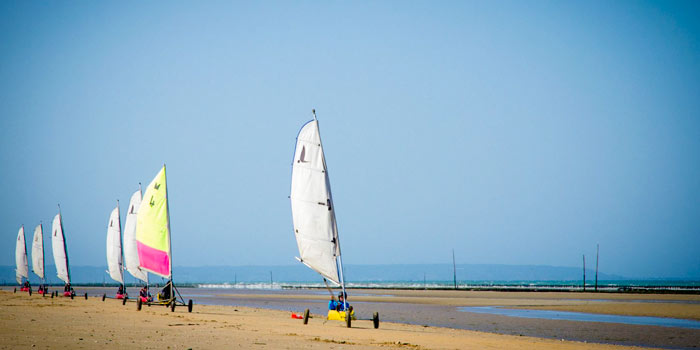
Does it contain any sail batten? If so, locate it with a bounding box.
[51,212,70,284]
[290,118,341,285]
[15,226,29,285]
[106,205,124,284]
[31,224,44,280]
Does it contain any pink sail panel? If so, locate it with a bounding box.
[136,241,170,277]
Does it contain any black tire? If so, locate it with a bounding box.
[345,310,351,328]
[28,289,32,296]
[84,293,88,300]
[70,293,74,300]
[303,309,310,325]
[122,297,128,305]
[170,302,176,312]
[102,294,106,302]
[373,312,379,329]
[137,298,142,311]
[14,288,16,293]
[188,299,193,313]
[51,291,54,298]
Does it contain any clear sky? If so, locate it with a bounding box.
[1,1,698,279]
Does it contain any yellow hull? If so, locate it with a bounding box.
[327,310,356,321]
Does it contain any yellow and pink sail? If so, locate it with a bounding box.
[135,166,172,278]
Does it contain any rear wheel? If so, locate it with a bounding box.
[303,309,310,325]
[28,289,32,296]
[188,299,193,313]
[13,288,16,293]
[122,297,128,305]
[170,302,176,312]
[345,310,351,328]
[373,312,379,329]
[70,293,74,300]
[51,291,54,298]
[137,298,142,311]
[102,294,106,302]
[84,293,88,300]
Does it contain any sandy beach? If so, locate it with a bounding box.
[2,289,698,350]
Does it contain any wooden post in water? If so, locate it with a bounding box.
[595,244,599,292]
[582,254,586,292]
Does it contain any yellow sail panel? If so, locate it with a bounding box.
[135,166,171,277]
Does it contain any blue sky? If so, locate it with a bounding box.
[1,1,698,279]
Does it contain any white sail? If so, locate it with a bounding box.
[106,205,124,284]
[31,224,44,280]
[15,226,29,285]
[290,118,342,284]
[51,212,70,284]
[123,190,147,282]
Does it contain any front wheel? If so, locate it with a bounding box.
[170,302,176,312]
[14,288,16,293]
[303,309,310,325]
[373,312,380,329]
[28,289,32,296]
[137,298,142,311]
[345,310,351,328]
[102,294,106,302]
[84,293,88,300]
[188,299,193,313]
[122,297,128,305]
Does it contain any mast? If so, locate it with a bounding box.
[139,182,148,289]
[58,203,70,284]
[164,164,174,302]
[117,199,124,287]
[314,109,348,309]
[595,243,599,292]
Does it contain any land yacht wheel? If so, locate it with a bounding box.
[137,298,142,311]
[102,294,106,301]
[303,309,310,325]
[170,302,176,312]
[373,312,379,329]
[188,299,193,313]
[345,310,351,328]
[84,293,88,300]
[123,297,128,305]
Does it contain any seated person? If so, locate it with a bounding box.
[38,284,44,293]
[64,283,71,292]
[139,286,151,301]
[23,280,31,289]
[117,284,125,295]
[328,292,352,312]
[159,281,173,300]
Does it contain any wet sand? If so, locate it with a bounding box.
[0,289,663,350]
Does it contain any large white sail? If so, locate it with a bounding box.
[290,118,342,284]
[31,224,44,280]
[51,212,70,284]
[106,205,124,284]
[123,190,147,282]
[15,226,29,285]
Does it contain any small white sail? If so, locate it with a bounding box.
[106,205,124,284]
[123,190,147,282]
[31,224,44,280]
[51,212,70,284]
[290,118,342,284]
[15,226,29,285]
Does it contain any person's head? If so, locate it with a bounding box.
[338,292,345,301]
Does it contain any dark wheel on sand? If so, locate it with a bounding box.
[373,312,379,329]
[102,294,106,302]
[123,297,128,305]
[14,288,16,293]
[303,309,310,325]
[170,301,176,312]
[345,310,351,328]
[28,289,32,296]
[70,293,74,300]
[51,291,54,298]
[188,299,193,313]
[137,298,142,311]
[84,293,88,300]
